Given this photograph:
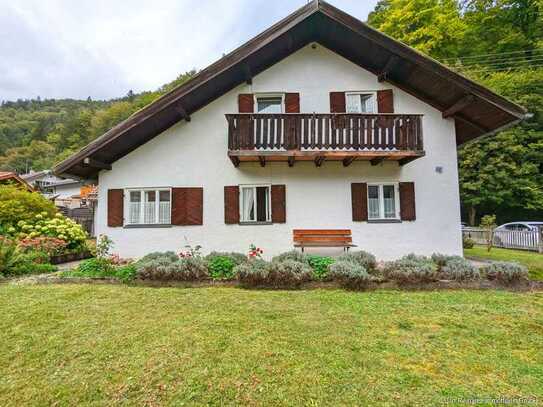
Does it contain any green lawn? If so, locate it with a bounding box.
[465,245,543,280]
[0,285,542,405]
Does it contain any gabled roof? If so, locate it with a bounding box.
[54,0,526,179]
[0,172,34,191]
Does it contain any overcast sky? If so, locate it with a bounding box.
[0,0,378,102]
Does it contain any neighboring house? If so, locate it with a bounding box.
[0,171,34,191]
[54,1,526,259]
[22,170,88,209]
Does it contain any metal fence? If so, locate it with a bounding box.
[463,227,543,252]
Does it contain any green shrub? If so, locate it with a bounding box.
[16,213,87,250]
[115,264,137,283]
[441,257,480,281]
[271,250,309,264]
[0,238,24,277]
[205,251,247,265]
[462,235,475,249]
[136,257,209,281]
[0,185,57,232]
[307,255,335,279]
[0,237,56,277]
[208,255,236,280]
[70,258,115,278]
[138,251,179,265]
[482,261,528,284]
[383,254,438,284]
[338,250,377,273]
[329,260,371,290]
[12,261,57,276]
[236,260,311,289]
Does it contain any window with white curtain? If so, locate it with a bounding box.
[240,185,271,222]
[346,92,376,113]
[126,188,171,225]
[256,95,283,113]
[367,184,399,220]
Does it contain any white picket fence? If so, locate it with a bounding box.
[463,227,543,252]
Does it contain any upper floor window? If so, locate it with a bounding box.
[126,188,171,225]
[240,185,271,223]
[346,92,376,114]
[255,94,284,113]
[368,183,399,220]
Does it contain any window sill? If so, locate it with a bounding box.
[367,219,402,224]
[124,224,172,229]
[239,221,273,226]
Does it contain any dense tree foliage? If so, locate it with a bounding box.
[0,70,196,173]
[369,0,543,223]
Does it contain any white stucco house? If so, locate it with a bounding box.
[54,1,526,260]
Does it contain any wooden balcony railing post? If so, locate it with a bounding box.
[226,113,423,153]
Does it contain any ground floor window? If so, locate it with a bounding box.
[240,185,271,222]
[126,188,171,225]
[368,183,399,220]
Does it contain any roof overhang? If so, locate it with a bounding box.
[54,0,526,179]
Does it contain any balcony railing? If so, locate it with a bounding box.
[226,113,425,167]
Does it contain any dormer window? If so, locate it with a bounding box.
[346,92,376,114]
[255,94,284,113]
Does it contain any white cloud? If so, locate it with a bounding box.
[0,0,377,101]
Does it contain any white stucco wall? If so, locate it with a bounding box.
[96,44,462,260]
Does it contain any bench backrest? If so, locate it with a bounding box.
[293,229,352,245]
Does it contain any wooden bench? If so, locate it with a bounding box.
[293,229,356,252]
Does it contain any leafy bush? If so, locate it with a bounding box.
[72,258,115,278]
[236,260,311,288]
[0,185,57,231]
[441,257,481,281]
[0,237,24,277]
[383,254,438,284]
[138,251,179,265]
[16,213,87,249]
[329,260,371,290]
[431,253,465,270]
[307,255,335,279]
[482,261,528,284]
[136,257,209,281]
[115,264,137,283]
[205,251,247,265]
[0,237,57,277]
[338,250,377,273]
[271,250,309,264]
[18,237,67,257]
[208,255,236,280]
[462,235,475,249]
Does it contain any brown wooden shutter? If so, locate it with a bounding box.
[224,186,240,224]
[330,92,346,113]
[285,93,300,113]
[377,89,394,113]
[399,182,416,221]
[351,183,368,222]
[271,185,286,223]
[238,94,254,113]
[171,187,203,226]
[107,189,124,227]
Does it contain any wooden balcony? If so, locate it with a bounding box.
[226,113,425,167]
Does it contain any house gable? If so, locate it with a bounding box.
[54,0,526,179]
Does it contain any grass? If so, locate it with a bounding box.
[465,245,543,280]
[0,285,542,405]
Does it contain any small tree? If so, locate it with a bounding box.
[480,215,497,252]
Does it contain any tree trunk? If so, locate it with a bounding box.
[468,206,476,226]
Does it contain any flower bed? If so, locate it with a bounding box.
[53,240,537,292]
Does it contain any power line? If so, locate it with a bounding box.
[454,57,543,69]
[441,48,543,62]
[451,54,543,66]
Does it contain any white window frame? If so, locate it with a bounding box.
[254,93,285,114]
[367,182,400,220]
[239,184,272,223]
[124,188,172,226]
[345,91,377,114]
